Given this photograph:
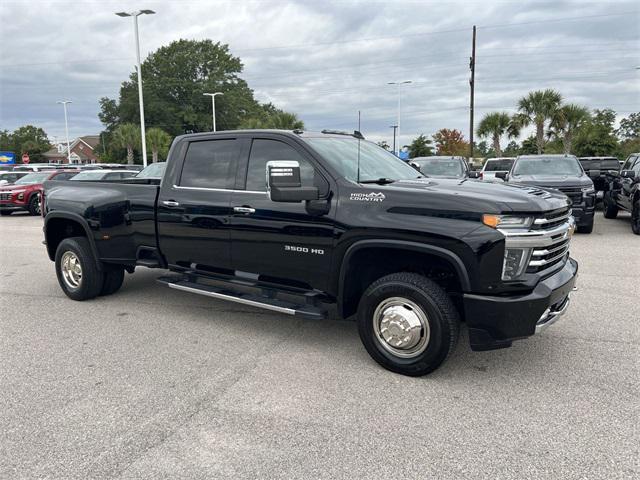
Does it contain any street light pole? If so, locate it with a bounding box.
[116,9,155,167]
[388,80,412,155]
[390,125,398,154]
[203,92,224,131]
[56,100,72,164]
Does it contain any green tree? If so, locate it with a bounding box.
[520,136,539,155]
[548,104,591,154]
[146,128,172,163]
[476,112,519,157]
[432,129,469,156]
[572,109,619,157]
[408,134,434,158]
[102,39,265,137]
[8,125,51,162]
[239,108,304,130]
[515,89,563,154]
[616,112,640,140]
[376,140,390,151]
[502,140,520,157]
[112,123,140,164]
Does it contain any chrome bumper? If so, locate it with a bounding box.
[535,294,571,333]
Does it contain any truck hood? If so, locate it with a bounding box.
[509,174,593,189]
[374,178,570,214]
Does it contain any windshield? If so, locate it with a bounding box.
[512,156,583,176]
[304,137,422,182]
[70,171,107,180]
[14,172,50,185]
[136,162,166,178]
[484,159,514,171]
[412,157,464,177]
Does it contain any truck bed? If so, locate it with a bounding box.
[44,179,160,264]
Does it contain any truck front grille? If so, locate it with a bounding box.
[556,187,582,206]
[499,206,573,279]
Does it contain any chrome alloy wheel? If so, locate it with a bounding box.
[373,297,430,358]
[61,251,83,289]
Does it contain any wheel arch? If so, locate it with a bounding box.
[44,212,102,270]
[337,240,471,319]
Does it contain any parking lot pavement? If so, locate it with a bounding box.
[1,211,638,479]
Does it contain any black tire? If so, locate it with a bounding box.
[357,272,460,376]
[577,219,594,234]
[0,211,12,216]
[632,198,640,235]
[603,191,619,219]
[55,237,104,301]
[101,267,125,296]
[28,193,41,216]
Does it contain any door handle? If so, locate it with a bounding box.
[233,206,255,214]
[162,200,180,207]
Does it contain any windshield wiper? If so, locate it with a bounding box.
[359,178,396,185]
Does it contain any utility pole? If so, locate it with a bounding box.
[390,125,398,154]
[56,100,72,163]
[203,92,223,131]
[388,80,412,155]
[116,10,155,167]
[469,25,476,160]
[358,110,361,132]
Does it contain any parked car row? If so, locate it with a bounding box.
[0,162,144,173]
[0,163,165,215]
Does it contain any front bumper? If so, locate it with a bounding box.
[463,258,578,351]
[0,202,26,212]
[571,205,595,227]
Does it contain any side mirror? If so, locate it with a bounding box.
[266,160,319,203]
[468,171,481,179]
[620,170,636,179]
[588,169,601,179]
[409,161,421,172]
[495,171,508,181]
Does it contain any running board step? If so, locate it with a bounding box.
[156,276,327,320]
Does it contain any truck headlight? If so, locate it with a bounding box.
[483,214,533,229]
[502,247,531,281]
[17,192,24,200]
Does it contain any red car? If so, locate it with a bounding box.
[0,169,78,216]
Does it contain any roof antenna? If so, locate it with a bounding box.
[356,110,361,183]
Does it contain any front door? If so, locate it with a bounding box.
[157,137,242,273]
[229,137,336,291]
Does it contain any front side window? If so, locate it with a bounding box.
[512,156,583,176]
[14,172,49,184]
[304,137,422,183]
[245,139,315,191]
[180,140,238,189]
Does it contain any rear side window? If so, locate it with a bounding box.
[245,139,315,191]
[180,139,239,189]
[484,159,514,171]
[53,172,76,181]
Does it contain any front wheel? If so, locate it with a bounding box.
[357,273,460,376]
[55,237,104,300]
[28,193,41,216]
[603,192,619,219]
[632,198,640,235]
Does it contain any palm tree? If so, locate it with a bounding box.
[146,128,172,163]
[112,123,140,165]
[516,89,563,154]
[268,112,304,130]
[476,112,519,157]
[548,104,591,154]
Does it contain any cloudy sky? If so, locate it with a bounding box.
[1,0,639,148]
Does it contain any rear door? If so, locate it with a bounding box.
[157,136,242,273]
[619,156,638,209]
[229,136,336,291]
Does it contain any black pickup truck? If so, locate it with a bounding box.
[42,130,578,376]
[603,152,640,234]
[497,154,596,233]
[578,156,620,197]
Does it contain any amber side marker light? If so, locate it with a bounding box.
[482,214,500,228]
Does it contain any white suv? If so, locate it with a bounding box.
[480,157,515,182]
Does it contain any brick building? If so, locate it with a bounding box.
[43,135,101,164]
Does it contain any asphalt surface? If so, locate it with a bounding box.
[1,211,638,479]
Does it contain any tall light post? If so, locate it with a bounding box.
[388,80,412,156]
[56,100,72,164]
[116,9,155,167]
[203,92,224,131]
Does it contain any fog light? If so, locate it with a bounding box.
[502,248,531,281]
